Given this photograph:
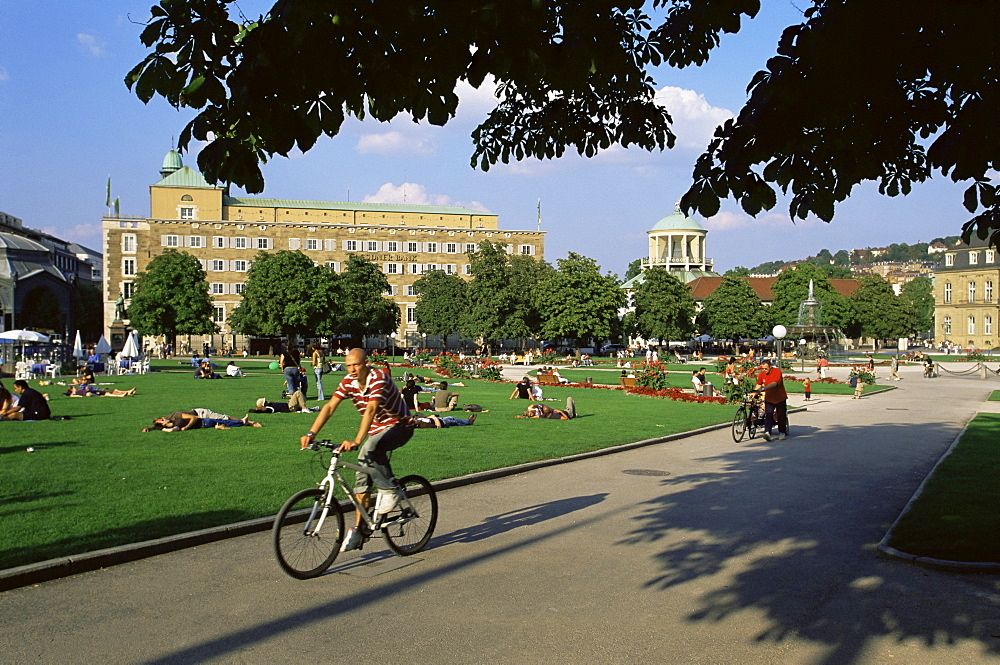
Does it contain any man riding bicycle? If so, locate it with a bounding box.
[300,348,416,552]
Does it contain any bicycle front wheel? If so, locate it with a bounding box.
[273,488,344,579]
[731,406,747,442]
[382,475,438,556]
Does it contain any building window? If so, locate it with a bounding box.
[944,282,952,303]
[180,207,194,220]
[305,239,318,251]
[211,260,225,271]
[386,241,398,252]
[164,234,180,247]
[233,260,248,272]
[366,241,379,252]
[256,237,271,250]
[986,316,993,335]
[968,281,976,302]
[410,263,422,275]
[234,283,245,295]
[945,253,955,266]
[425,263,438,272]
[385,263,401,274]
[122,281,134,298]
[188,236,204,248]
[211,283,225,295]
[446,243,458,253]
[407,285,417,296]
[122,234,136,253]
[212,306,225,323]
[123,258,136,276]
[325,261,340,272]
[384,286,396,296]
[344,240,358,252]
[520,245,534,255]
[445,264,456,275]
[986,281,994,302]
[944,316,952,334]
[968,315,976,335]
[463,264,472,275]
[406,307,416,324]
[426,242,438,253]
[987,250,996,263]
[407,241,419,253]
[969,251,979,265]
[213,236,227,249]
[233,237,248,249]
[465,243,477,254]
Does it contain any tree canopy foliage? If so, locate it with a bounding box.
[630,266,696,345]
[128,249,218,344]
[464,241,550,343]
[534,252,624,347]
[899,275,935,337]
[129,1,999,243]
[769,263,846,329]
[699,276,770,345]
[227,250,340,340]
[413,270,468,339]
[337,255,400,341]
[843,274,914,341]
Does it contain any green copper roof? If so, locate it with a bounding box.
[155,166,221,189]
[161,149,183,172]
[650,210,705,232]
[223,196,491,216]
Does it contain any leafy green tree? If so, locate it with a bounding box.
[833,250,851,265]
[700,277,770,350]
[465,241,544,345]
[770,263,846,329]
[631,266,696,347]
[534,253,624,348]
[413,270,468,339]
[900,275,935,337]
[723,266,751,277]
[131,1,1000,245]
[845,275,913,344]
[336,255,400,344]
[819,264,853,279]
[623,259,643,282]
[227,250,340,341]
[128,249,218,348]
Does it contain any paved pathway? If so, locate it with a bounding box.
[2,363,999,664]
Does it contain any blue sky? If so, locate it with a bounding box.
[0,1,970,278]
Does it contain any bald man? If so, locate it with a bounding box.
[300,348,416,552]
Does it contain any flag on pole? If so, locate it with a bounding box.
[537,198,541,231]
[113,197,120,217]
[105,176,111,207]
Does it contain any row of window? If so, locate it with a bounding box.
[123,280,438,300]
[132,234,536,256]
[942,280,995,303]
[942,315,994,336]
[122,257,476,277]
[944,249,997,266]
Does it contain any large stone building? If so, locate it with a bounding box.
[933,236,999,351]
[102,151,545,349]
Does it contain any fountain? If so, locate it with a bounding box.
[784,280,845,359]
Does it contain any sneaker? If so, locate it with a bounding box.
[376,488,403,515]
[340,527,363,552]
[777,433,787,440]
[761,431,772,442]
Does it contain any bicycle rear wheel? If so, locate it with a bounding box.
[381,475,437,556]
[273,488,344,579]
[731,405,747,442]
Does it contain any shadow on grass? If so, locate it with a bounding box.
[0,510,250,571]
[0,440,80,455]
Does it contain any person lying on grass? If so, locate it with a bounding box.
[142,411,263,432]
[64,385,136,397]
[515,397,577,420]
[414,414,477,428]
[251,395,319,413]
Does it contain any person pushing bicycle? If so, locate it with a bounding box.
[300,348,417,552]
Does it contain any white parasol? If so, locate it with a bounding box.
[121,331,140,359]
[72,330,85,359]
[0,329,50,342]
[94,335,112,356]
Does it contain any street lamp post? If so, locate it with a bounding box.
[772,325,787,368]
[800,338,807,372]
[389,332,396,364]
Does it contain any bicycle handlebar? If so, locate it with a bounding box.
[306,439,341,453]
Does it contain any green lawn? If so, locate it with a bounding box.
[884,413,1000,563]
[989,390,1000,402]
[0,359,734,570]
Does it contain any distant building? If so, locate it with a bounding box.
[622,206,719,290]
[0,210,101,334]
[102,151,545,349]
[933,237,999,350]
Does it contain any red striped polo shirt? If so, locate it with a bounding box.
[334,367,414,435]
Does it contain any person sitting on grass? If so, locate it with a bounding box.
[515,397,577,420]
[6,380,51,421]
[142,411,262,431]
[431,381,460,412]
[65,385,136,397]
[195,360,222,379]
[226,361,245,377]
[414,413,477,428]
[0,381,16,420]
[72,366,96,385]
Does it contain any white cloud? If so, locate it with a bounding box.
[653,86,734,150]
[703,210,799,231]
[355,130,435,156]
[0,66,8,82]
[42,223,101,245]
[362,182,491,213]
[77,33,106,57]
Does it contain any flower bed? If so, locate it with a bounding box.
[626,385,728,404]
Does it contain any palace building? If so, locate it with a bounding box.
[102,151,545,349]
[933,236,1000,351]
